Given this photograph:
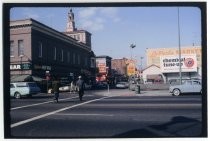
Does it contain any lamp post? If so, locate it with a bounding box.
[19,54,24,75]
[130,43,136,60]
[177,7,182,84]
[106,66,109,94]
[140,57,143,72]
[140,57,143,83]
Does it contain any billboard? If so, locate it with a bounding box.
[126,59,136,76]
[160,54,197,73]
[96,58,106,73]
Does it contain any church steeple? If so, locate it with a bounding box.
[66,9,76,32]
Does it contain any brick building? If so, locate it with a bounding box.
[111,58,128,76]
[10,9,96,83]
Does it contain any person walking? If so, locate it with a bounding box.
[76,76,85,101]
[52,76,60,103]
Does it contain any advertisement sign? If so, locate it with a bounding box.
[10,63,32,70]
[160,54,197,73]
[127,62,136,76]
[96,58,106,73]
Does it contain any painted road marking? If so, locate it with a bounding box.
[55,113,114,116]
[11,96,79,110]
[11,96,112,128]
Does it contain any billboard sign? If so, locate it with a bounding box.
[160,54,197,73]
[96,58,106,73]
[127,60,136,76]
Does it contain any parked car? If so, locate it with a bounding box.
[10,82,41,99]
[116,82,129,89]
[93,81,107,89]
[169,80,202,96]
[59,85,70,92]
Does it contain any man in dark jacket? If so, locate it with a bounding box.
[52,76,60,103]
[76,76,85,101]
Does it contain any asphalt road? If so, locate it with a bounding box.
[9,89,203,138]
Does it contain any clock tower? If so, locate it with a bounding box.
[66,9,76,32]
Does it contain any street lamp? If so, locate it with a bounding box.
[140,57,143,72]
[19,54,24,75]
[106,66,110,94]
[130,43,136,60]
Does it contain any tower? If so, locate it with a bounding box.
[66,9,76,32]
[65,8,92,48]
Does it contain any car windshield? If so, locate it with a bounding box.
[16,83,27,87]
[28,83,37,87]
[118,82,126,84]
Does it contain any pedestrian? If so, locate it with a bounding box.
[76,76,85,101]
[70,80,76,93]
[52,76,60,103]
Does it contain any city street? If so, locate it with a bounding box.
[10,89,202,138]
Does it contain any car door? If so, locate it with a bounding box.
[182,81,193,93]
[10,84,15,96]
[192,81,201,93]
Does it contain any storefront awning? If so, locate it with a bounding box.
[11,74,43,82]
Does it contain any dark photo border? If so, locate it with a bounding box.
[3,2,207,138]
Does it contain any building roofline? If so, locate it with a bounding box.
[63,29,92,35]
[10,18,91,51]
[96,55,112,59]
[146,46,201,50]
[142,64,160,72]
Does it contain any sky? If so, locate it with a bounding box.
[10,6,201,68]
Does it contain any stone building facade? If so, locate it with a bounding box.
[10,9,96,83]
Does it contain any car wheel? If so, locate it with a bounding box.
[14,92,21,99]
[173,89,181,96]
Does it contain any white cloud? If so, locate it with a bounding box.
[81,17,105,31]
[78,7,98,19]
[100,7,118,18]
[77,7,120,32]
[22,8,40,19]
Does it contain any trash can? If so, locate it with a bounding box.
[135,84,140,94]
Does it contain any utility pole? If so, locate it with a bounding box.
[177,7,182,85]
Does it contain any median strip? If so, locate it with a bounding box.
[11,96,111,128]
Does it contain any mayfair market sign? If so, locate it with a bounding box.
[10,64,51,71]
[160,54,197,73]
[10,63,32,70]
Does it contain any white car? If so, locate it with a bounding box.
[116,82,129,89]
[169,80,202,96]
[10,82,41,99]
[59,85,70,92]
